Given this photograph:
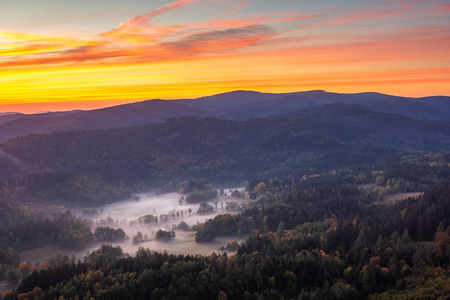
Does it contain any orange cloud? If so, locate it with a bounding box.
[0,30,86,58]
[0,41,131,68]
[103,0,197,39]
[1,0,449,111]
[3,3,328,68]
[162,25,276,54]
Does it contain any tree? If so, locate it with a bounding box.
[277,221,286,237]
[18,262,34,277]
[255,182,267,194]
[177,221,190,231]
[237,227,242,238]
[226,240,239,251]
[5,270,18,285]
[155,229,175,240]
[218,291,228,300]
[197,202,213,215]
[88,244,123,264]
[132,232,144,244]
[2,290,16,300]
[186,189,218,204]
[139,214,158,226]
[435,232,450,259]
[195,226,217,242]
[94,227,126,241]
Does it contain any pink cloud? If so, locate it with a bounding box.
[162,25,277,54]
[432,3,450,11]
[104,0,197,38]
[274,12,329,22]
[212,0,252,18]
[7,0,447,71]
[331,2,411,26]
[0,24,278,68]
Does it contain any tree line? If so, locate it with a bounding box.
[5,178,450,299]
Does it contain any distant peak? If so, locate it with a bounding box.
[230,90,261,94]
[205,90,261,97]
[304,90,326,93]
[351,91,393,98]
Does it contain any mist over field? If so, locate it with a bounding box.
[19,189,247,264]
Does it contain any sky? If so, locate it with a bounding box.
[0,0,449,113]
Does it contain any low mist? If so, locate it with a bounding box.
[20,189,248,264]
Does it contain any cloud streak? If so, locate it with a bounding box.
[1,0,449,108]
[163,25,277,55]
[212,0,252,18]
[2,0,326,68]
[103,0,197,39]
[1,0,448,70]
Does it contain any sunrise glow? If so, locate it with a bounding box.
[1,0,449,113]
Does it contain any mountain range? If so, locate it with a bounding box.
[1,90,449,142]
[0,89,449,203]
[1,101,449,189]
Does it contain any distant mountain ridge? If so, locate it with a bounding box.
[0,90,449,142]
[0,100,210,142]
[0,101,449,202]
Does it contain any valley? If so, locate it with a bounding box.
[19,189,248,263]
[2,0,449,297]
[0,91,449,299]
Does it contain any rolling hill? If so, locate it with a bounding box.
[0,90,449,142]
[1,103,449,191]
[0,100,210,142]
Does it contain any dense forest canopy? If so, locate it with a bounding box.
[0,100,449,299]
[4,179,450,299]
[1,104,449,207]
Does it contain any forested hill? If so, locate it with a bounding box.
[0,100,210,142]
[0,90,449,142]
[1,104,449,190]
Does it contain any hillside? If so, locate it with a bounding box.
[0,101,210,142]
[1,104,449,195]
[1,99,450,300]
[0,90,449,142]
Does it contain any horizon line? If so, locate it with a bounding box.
[1,89,449,115]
